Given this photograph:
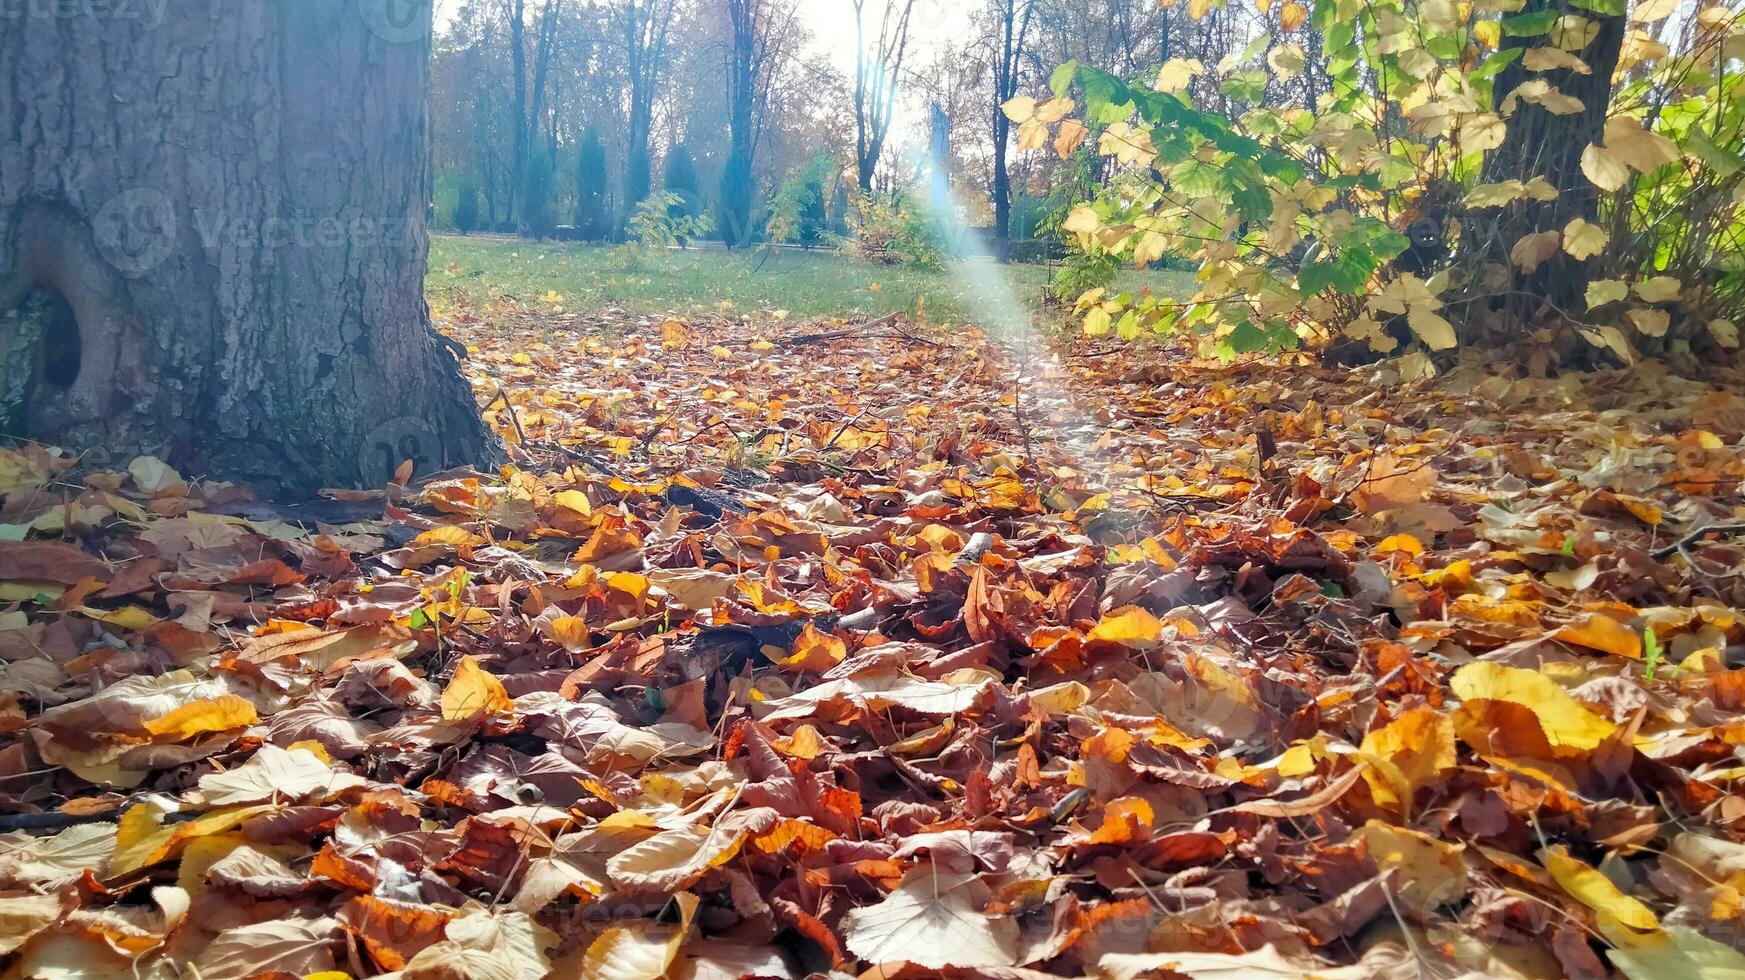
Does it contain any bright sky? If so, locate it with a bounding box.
[431,0,963,153]
[433,0,972,95]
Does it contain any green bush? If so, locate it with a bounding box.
[769,156,834,246]
[1050,250,1118,303]
[575,127,609,240]
[849,196,951,270]
[627,192,715,249]
[453,182,480,235]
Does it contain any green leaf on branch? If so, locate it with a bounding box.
[1501,9,1559,36]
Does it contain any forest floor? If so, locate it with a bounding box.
[3,293,1745,979]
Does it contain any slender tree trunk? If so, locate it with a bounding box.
[991,0,1034,263]
[1480,0,1625,324]
[510,0,528,232]
[0,0,496,494]
[993,114,1013,262]
[722,0,759,248]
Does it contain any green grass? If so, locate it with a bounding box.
[427,235,1197,327]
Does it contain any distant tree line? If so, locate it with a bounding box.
[430,0,1201,259]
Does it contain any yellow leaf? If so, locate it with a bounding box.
[1510,231,1562,273]
[549,616,590,654]
[1635,275,1681,302]
[1359,707,1456,811]
[1543,845,1659,931]
[576,892,698,980]
[1557,613,1642,659]
[1629,308,1671,338]
[413,526,487,551]
[112,803,279,876]
[1451,662,1617,752]
[1604,116,1681,174]
[1461,113,1507,151]
[441,656,515,721]
[1359,822,1465,913]
[552,489,592,518]
[1582,143,1629,191]
[1632,0,1680,20]
[1376,533,1424,555]
[607,826,745,893]
[1267,42,1306,78]
[1062,206,1102,238]
[77,604,163,631]
[1154,58,1205,93]
[1608,925,1745,979]
[1579,325,1635,365]
[1562,217,1609,259]
[1000,95,1037,123]
[1407,306,1459,350]
[1586,279,1629,307]
[1279,0,1307,29]
[1086,606,1164,647]
[142,695,259,740]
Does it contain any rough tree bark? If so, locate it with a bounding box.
[0,0,497,494]
[1479,0,1625,324]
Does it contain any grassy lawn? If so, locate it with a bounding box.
[427,234,1197,327]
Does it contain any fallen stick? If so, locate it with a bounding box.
[1652,521,1745,560]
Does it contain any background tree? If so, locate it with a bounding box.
[575,126,611,239]
[622,0,680,223]
[520,0,561,236]
[1481,0,1626,323]
[664,144,704,220]
[455,181,481,234]
[510,0,528,229]
[0,0,494,491]
[853,0,919,192]
[990,0,1038,262]
[522,145,558,238]
[722,0,778,245]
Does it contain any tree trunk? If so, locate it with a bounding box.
[721,0,758,249]
[992,117,1013,263]
[1480,0,1624,323]
[0,0,497,495]
[990,0,1033,264]
[510,0,528,233]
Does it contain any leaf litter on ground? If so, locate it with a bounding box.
[3,299,1745,978]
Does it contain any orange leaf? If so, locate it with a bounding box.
[771,622,847,673]
[1088,796,1154,845]
[1557,613,1642,659]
